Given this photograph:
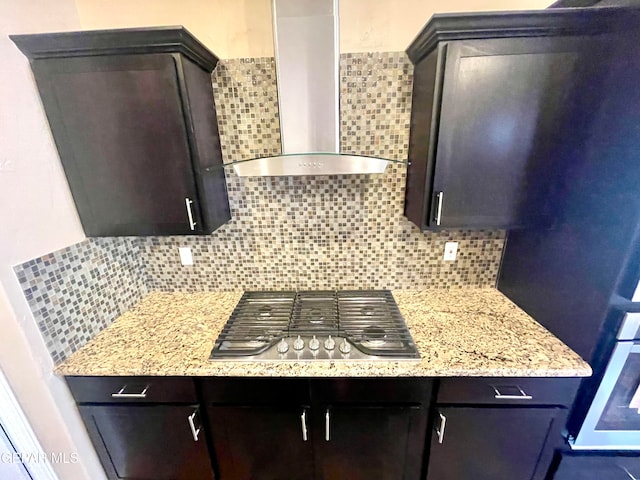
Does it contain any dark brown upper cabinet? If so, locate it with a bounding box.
[403,9,624,231]
[11,27,231,236]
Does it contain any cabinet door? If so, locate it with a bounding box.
[427,407,562,480]
[79,404,214,480]
[428,37,584,229]
[31,54,204,236]
[314,405,426,480]
[176,55,231,233]
[207,406,314,480]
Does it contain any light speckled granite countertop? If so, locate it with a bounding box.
[55,289,591,378]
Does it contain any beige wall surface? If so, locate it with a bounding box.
[73,0,552,58]
[74,0,275,58]
[0,0,106,478]
[340,0,554,53]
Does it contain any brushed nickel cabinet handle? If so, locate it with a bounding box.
[188,409,201,442]
[492,385,533,400]
[436,412,447,444]
[435,192,444,226]
[111,385,149,398]
[185,197,196,231]
[325,408,331,441]
[300,409,308,442]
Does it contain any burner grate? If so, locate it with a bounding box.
[290,291,339,332]
[214,291,294,356]
[337,291,417,357]
[210,290,419,359]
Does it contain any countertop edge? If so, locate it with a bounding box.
[53,289,592,379]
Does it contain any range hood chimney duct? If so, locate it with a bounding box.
[231,0,390,176]
[274,0,339,155]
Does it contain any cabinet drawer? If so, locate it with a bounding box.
[66,376,197,404]
[311,378,432,404]
[199,378,310,404]
[437,377,580,406]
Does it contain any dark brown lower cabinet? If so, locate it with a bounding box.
[66,376,577,480]
[207,404,426,480]
[201,378,431,480]
[426,407,566,480]
[79,404,214,480]
[313,405,426,480]
[207,405,314,480]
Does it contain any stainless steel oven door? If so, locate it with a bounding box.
[572,341,640,450]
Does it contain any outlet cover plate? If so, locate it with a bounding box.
[444,242,458,261]
[179,247,193,266]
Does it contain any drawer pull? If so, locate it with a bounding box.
[492,385,532,400]
[111,384,149,399]
[188,408,201,442]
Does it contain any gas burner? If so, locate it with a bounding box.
[361,326,388,348]
[210,290,420,361]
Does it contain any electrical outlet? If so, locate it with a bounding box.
[179,247,193,266]
[443,242,458,261]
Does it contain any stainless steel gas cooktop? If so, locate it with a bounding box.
[209,290,420,361]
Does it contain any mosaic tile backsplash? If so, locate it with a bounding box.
[139,52,506,292]
[15,52,506,363]
[212,57,281,161]
[14,238,148,363]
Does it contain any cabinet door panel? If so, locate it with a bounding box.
[207,406,314,480]
[405,46,445,229]
[432,37,583,228]
[427,407,560,480]
[32,54,202,236]
[79,405,213,480]
[314,405,426,480]
[177,56,230,232]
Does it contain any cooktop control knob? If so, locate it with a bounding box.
[309,335,320,350]
[293,335,305,351]
[277,338,289,354]
[324,335,335,350]
[339,339,352,354]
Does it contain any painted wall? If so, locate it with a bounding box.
[73,0,552,57]
[340,0,554,53]
[0,0,106,478]
[74,0,275,58]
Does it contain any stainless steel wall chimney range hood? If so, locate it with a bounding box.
[231,0,391,176]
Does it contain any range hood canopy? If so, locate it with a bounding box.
[230,0,395,177]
